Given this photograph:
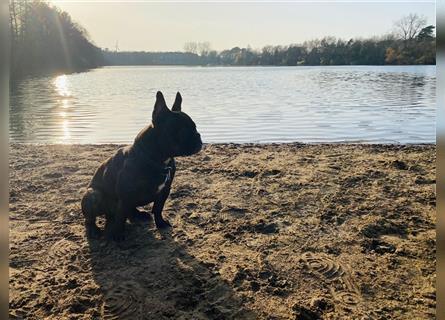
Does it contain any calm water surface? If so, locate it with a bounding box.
[10,66,436,144]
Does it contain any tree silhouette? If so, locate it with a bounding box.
[417,25,435,41]
[10,0,103,81]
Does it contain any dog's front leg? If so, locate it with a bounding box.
[106,200,128,241]
[152,187,172,229]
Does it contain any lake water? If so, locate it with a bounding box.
[10,65,436,144]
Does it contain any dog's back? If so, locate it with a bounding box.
[88,147,128,197]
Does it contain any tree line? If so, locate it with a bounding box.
[10,2,435,81]
[102,50,201,66]
[10,0,103,81]
[106,14,435,66]
[105,33,435,67]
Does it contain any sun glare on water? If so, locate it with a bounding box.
[62,119,71,141]
[54,75,72,142]
[54,74,71,97]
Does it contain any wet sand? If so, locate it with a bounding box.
[9,143,435,319]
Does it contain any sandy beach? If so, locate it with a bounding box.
[9,143,435,319]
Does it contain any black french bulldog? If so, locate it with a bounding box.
[81,91,202,241]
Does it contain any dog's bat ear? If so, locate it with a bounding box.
[153,91,169,123]
[171,92,182,112]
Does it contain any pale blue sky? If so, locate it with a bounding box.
[51,1,436,51]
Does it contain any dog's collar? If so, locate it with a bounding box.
[146,158,172,174]
[163,166,172,183]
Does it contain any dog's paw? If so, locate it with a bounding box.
[155,219,172,229]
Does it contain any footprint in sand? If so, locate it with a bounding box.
[45,239,80,267]
[330,289,362,307]
[102,282,144,320]
[300,252,345,282]
[301,252,363,313]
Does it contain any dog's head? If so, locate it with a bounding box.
[152,91,202,157]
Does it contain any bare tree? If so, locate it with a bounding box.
[184,41,211,56]
[183,42,198,54]
[197,41,211,56]
[9,0,28,41]
[10,0,18,40]
[394,13,427,41]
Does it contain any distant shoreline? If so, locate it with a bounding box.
[10,63,436,84]
[10,58,436,84]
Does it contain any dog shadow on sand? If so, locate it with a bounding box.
[85,218,256,320]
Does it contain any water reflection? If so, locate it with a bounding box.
[54,75,72,142]
[9,66,436,144]
[54,74,71,97]
[62,119,71,141]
